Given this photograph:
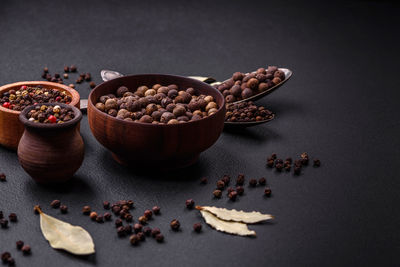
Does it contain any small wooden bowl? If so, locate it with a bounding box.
[88,74,226,170]
[17,103,84,183]
[0,81,80,150]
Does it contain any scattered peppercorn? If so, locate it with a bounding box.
[112,205,121,215]
[151,228,161,237]
[249,179,257,187]
[143,227,152,236]
[200,177,208,184]
[115,218,123,228]
[124,225,132,235]
[133,223,142,233]
[8,213,17,222]
[236,174,245,185]
[129,234,140,246]
[137,232,145,241]
[155,234,164,243]
[16,241,24,250]
[186,199,195,209]
[228,191,238,201]
[236,186,244,195]
[170,219,180,231]
[193,223,202,233]
[0,173,6,182]
[267,159,274,168]
[89,82,96,89]
[82,206,91,215]
[60,205,68,214]
[216,180,225,190]
[43,67,49,73]
[0,219,8,228]
[117,226,126,237]
[138,216,147,224]
[213,189,222,198]
[70,65,77,72]
[258,177,266,185]
[313,159,321,167]
[89,212,98,221]
[152,206,160,215]
[144,210,153,219]
[1,252,11,263]
[21,245,31,255]
[264,187,272,197]
[222,175,230,185]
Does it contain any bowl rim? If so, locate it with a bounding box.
[19,103,82,129]
[88,73,226,128]
[0,81,80,114]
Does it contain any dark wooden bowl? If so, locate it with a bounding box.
[17,103,84,183]
[88,74,226,170]
[0,81,80,150]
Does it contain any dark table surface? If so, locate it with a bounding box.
[0,0,399,266]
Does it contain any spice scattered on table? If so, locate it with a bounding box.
[185,199,195,209]
[267,152,321,175]
[170,219,180,231]
[0,173,6,182]
[193,223,202,232]
[225,101,274,122]
[8,213,17,222]
[152,206,161,215]
[95,84,220,123]
[21,245,31,255]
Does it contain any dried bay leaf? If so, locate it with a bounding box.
[34,206,95,255]
[199,210,256,236]
[197,206,274,224]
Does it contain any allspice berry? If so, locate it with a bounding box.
[129,234,140,246]
[170,219,180,231]
[90,212,98,220]
[82,206,91,215]
[213,189,222,198]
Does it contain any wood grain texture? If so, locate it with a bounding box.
[0,81,80,150]
[88,74,226,170]
[17,103,84,183]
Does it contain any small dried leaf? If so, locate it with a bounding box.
[200,210,256,236]
[35,206,95,255]
[197,206,274,224]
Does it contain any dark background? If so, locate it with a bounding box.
[0,0,399,266]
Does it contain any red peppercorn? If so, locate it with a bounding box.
[2,102,10,109]
[48,115,57,123]
[20,85,27,90]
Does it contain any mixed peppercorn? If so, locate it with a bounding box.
[95,84,220,124]
[26,104,75,124]
[225,101,274,122]
[0,85,72,111]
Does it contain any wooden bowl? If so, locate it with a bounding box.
[0,81,80,150]
[18,103,84,183]
[88,74,226,170]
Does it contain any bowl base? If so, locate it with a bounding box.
[111,153,199,171]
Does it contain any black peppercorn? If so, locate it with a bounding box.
[185,199,195,209]
[60,205,68,214]
[8,213,17,222]
[96,215,104,223]
[133,223,143,233]
[152,206,160,215]
[1,252,11,263]
[264,187,272,197]
[213,189,222,198]
[236,186,244,195]
[104,212,112,221]
[115,218,123,228]
[170,219,180,231]
[129,234,140,246]
[143,227,152,236]
[228,191,237,201]
[117,226,126,237]
[236,174,245,185]
[258,177,266,185]
[103,201,110,209]
[151,228,161,237]
[0,173,6,182]
[16,241,24,250]
[193,223,202,233]
[313,159,321,167]
[155,233,164,243]
[1,219,9,228]
[144,209,153,219]
[249,179,257,187]
[21,245,31,255]
[216,180,225,190]
[200,177,208,184]
[50,200,61,209]
[82,206,91,215]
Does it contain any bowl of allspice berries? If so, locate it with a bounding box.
[88,74,226,170]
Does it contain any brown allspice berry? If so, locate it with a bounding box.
[294,166,301,175]
[138,216,148,224]
[264,187,272,197]
[227,187,234,194]
[90,82,96,89]
[82,206,91,215]
[213,189,222,198]
[222,175,230,185]
[313,159,321,167]
[0,173,6,182]
[186,199,195,209]
[21,245,31,255]
[89,212,98,221]
[70,65,77,72]
[152,206,160,215]
[143,227,152,236]
[151,227,161,237]
[258,177,266,185]
[16,241,24,250]
[125,214,133,222]
[193,223,202,232]
[170,219,180,231]
[115,218,123,228]
[50,200,61,208]
[124,225,132,234]
[216,180,225,190]
[236,174,245,185]
[60,205,68,214]
[129,234,140,246]
[8,213,17,222]
[137,232,145,241]
[117,226,126,237]
[103,201,110,210]
[43,67,49,73]
[133,223,143,233]
[96,215,104,223]
[104,212,112,221]
[249,179,257,187]
[228,191,238,201]
[236,186,244,195]
[144,209,153,219]
[155,233,164,243]
[0,219,8,228]
[63,73,68,79]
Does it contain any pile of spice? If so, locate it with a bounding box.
[225,101,274,122]
[266,152,321,175]
[0,85,72,111]
[216,66,286,103]
[26,105,75,124]
[95,84,220,124]
[41,65,96,89]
